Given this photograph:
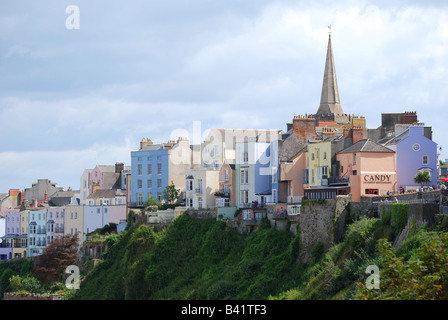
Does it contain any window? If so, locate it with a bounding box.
[240,190,249,205]
[323,152,327,160]
[147,179,152,188]
[148,164,152,175]
[243,152,249,163]
[353,170,357,176]
[157,163,162,175]
[312,153,315,160]
[138,179,142,189]
[157,179,162,189]
[423,155,428,165]
[365,189,379,195]
[157,192,162,201]
[320,166,328,179]
[223,184,230,195]
[186,198,193,208]
[224,169,229,181]
[354,153,357,165]
[137,193,143,206]
[303,169,309,184]
[312,169,315,184]
[198,197,203,209]
[272,189,277,203]
[186,180,193,191]
[240,169,249,184]
[138,164,142,176]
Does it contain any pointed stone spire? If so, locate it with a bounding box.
[316,33,344,117]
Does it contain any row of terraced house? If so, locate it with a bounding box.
[0,34,444,260]
[0,164,129,260]
[127,34,442,225]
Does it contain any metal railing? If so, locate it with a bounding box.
[328,176,350,185]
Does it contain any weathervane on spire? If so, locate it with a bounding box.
[328,25,332,37]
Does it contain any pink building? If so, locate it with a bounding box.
[279,147,308,203]
[108,205,127,225]
[337,139,396,201]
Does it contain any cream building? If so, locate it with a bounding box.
[185,168,220,210]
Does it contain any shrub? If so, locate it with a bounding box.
[9,275,22,292]
[310,242,325,265]
[0,268,17,293]
[22,275,43,293]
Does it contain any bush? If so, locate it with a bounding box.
[9,275,22,292]
[206,280,237,300]
[310,242,325,265]
[0,268,17,293]
[22,275,43,293]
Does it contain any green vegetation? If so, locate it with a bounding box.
[69,214,303,300]
[414,171,431,188]
[3,202,447,300]
[67,207,448,300]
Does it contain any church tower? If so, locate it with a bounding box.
[315,30,349,124]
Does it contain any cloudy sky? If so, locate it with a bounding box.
[1,0,447,192]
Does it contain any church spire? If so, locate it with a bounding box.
[316,29,344,117]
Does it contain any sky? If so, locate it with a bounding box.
[0,0,447,193]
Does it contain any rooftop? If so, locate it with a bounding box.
[338,139,395,154]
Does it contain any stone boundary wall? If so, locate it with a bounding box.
[3,292,63,300]
[185,209,217,219]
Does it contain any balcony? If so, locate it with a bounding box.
[214,190,230,198]
[328,176,350,186]
[129,201,145,208]
[195,188,203,194]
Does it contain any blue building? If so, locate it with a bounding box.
[27,209,47,257]
[130,137,193,207]
[235,139,279,209]
[386,125,438,191]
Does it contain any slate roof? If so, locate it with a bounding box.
[87,189,118,199]
[338,139,395,154]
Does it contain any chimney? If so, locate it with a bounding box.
[115,162,124,173]
[352,126,363,144]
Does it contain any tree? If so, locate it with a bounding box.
[414,171,431,188]
[145,195,161,212]
[162,181,180,205]
[33,233,79,285]
[356,233,448,300]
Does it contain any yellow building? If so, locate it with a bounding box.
[308,140,332,187]
[14,210,28,258]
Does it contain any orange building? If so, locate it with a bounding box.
[337,139,396,201]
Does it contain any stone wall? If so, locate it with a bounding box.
[186,209,217,219]
[297,198,350,263]
[3,292,63,300]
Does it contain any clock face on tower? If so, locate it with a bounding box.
[412,143,421,152]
